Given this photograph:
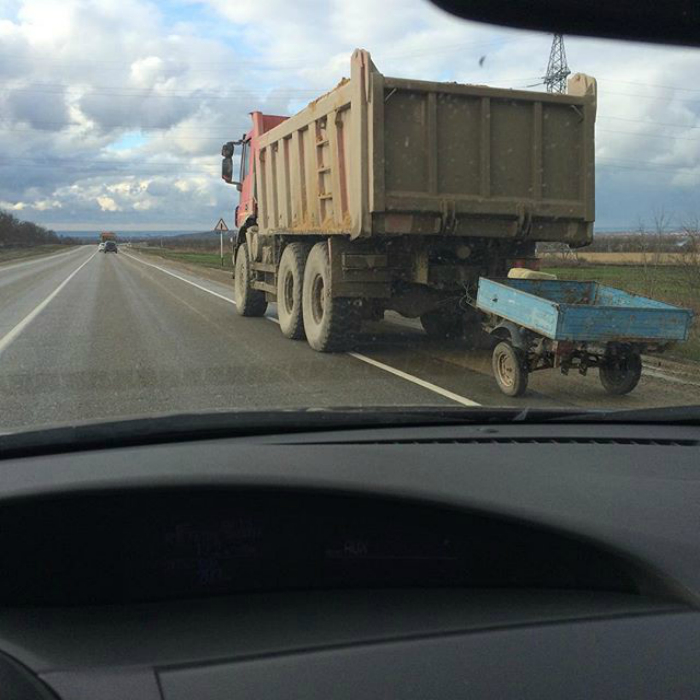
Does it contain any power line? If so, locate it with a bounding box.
[0,36,544,72]
[599,159,699,173]
[0,72,545,99]
[0,120,251,134]
[597,77,700,94]
[6,123,698,145]
[598,115,700,130]
[0,155,696,176]
[0,86,321,100]
[597,128,700,142]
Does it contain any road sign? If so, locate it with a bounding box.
[215,219,229,267]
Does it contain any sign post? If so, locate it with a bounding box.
[214,218,229,267]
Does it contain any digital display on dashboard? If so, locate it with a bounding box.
[122,494,462,599]
[0,490,636,605]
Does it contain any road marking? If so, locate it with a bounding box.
[0,251,97,357]
[124,251,481,408]
[0,246,83,272]
[348,352,480,407]
[122,253,234,304]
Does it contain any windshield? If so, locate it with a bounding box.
[0,0,698,435]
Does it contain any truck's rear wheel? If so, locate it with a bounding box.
[420,308,463,339]
[599,352,642,395]
[492,341,529,397]
[234,242,267,317]
[277,243,309,339]
[302,242,360,352]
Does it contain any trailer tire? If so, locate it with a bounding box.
[492,341,529,397]
[234,242,267,317]
[302,242,360,352]
[599,352,642,395]
[277,243,309,340]
[420,308,463,339]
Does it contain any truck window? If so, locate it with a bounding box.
[240,140,250,183]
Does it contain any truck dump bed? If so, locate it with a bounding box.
[256,49,596,246]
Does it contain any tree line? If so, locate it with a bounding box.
[0,210,77,247]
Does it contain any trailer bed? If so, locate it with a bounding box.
[476,278,693,343]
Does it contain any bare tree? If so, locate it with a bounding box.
[677,216,700,297]
[538,241,580,267]
[637,211,671,297]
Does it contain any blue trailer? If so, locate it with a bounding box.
[475,278,694,397]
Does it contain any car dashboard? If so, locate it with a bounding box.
[0,421,699,699]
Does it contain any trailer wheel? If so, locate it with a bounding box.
[492,341,529,397]
[302,242,360,352]
[599,352,642,395]
[277,243,309,340]
[420,308,463,339]
[234,242,267,317]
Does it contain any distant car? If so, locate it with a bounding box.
[104,241,118,254]
[98,242,105,251]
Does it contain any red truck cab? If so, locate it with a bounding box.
[221,112,288,231]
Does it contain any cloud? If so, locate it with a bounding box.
[96,195,119,211]
[0,0,698,231]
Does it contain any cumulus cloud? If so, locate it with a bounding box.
[96,195,119,211]
[0,0,699,230]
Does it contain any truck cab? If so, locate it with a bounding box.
[221,112,288,231]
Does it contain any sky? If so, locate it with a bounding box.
[0,0,699,232]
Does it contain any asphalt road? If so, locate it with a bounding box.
[0,246,698,432]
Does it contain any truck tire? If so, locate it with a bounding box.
[599,352,642,395]
[302,242,360,352]
[277,243,309,340]
[420,308,463,339]
[234,242,267,317]
[492,341,529,397]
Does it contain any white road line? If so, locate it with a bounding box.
[0,251,97,357]
[124,251,481,407]
[0,246,84,272]
[122,253,235,304]
[348,352,480,407]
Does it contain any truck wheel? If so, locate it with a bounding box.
[234,242,267,317]
[302,242,360,352]
[599,352,642,395]
[492,341,529,397]
[420,308,463,339]
[277,243,309,340]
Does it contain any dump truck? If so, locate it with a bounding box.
[100,231,116,243]
[221,49,597,351]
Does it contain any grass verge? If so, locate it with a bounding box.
[135,246,233,271]
[0,245,74,265]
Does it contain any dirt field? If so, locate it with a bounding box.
[543,252,688,265]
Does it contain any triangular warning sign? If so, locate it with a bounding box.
[215,218,228,231]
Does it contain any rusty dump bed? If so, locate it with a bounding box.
[256,50,596,246]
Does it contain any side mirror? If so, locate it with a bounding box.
[221,141,242,187]
[222,141,235,185]
[222,155,233,184]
